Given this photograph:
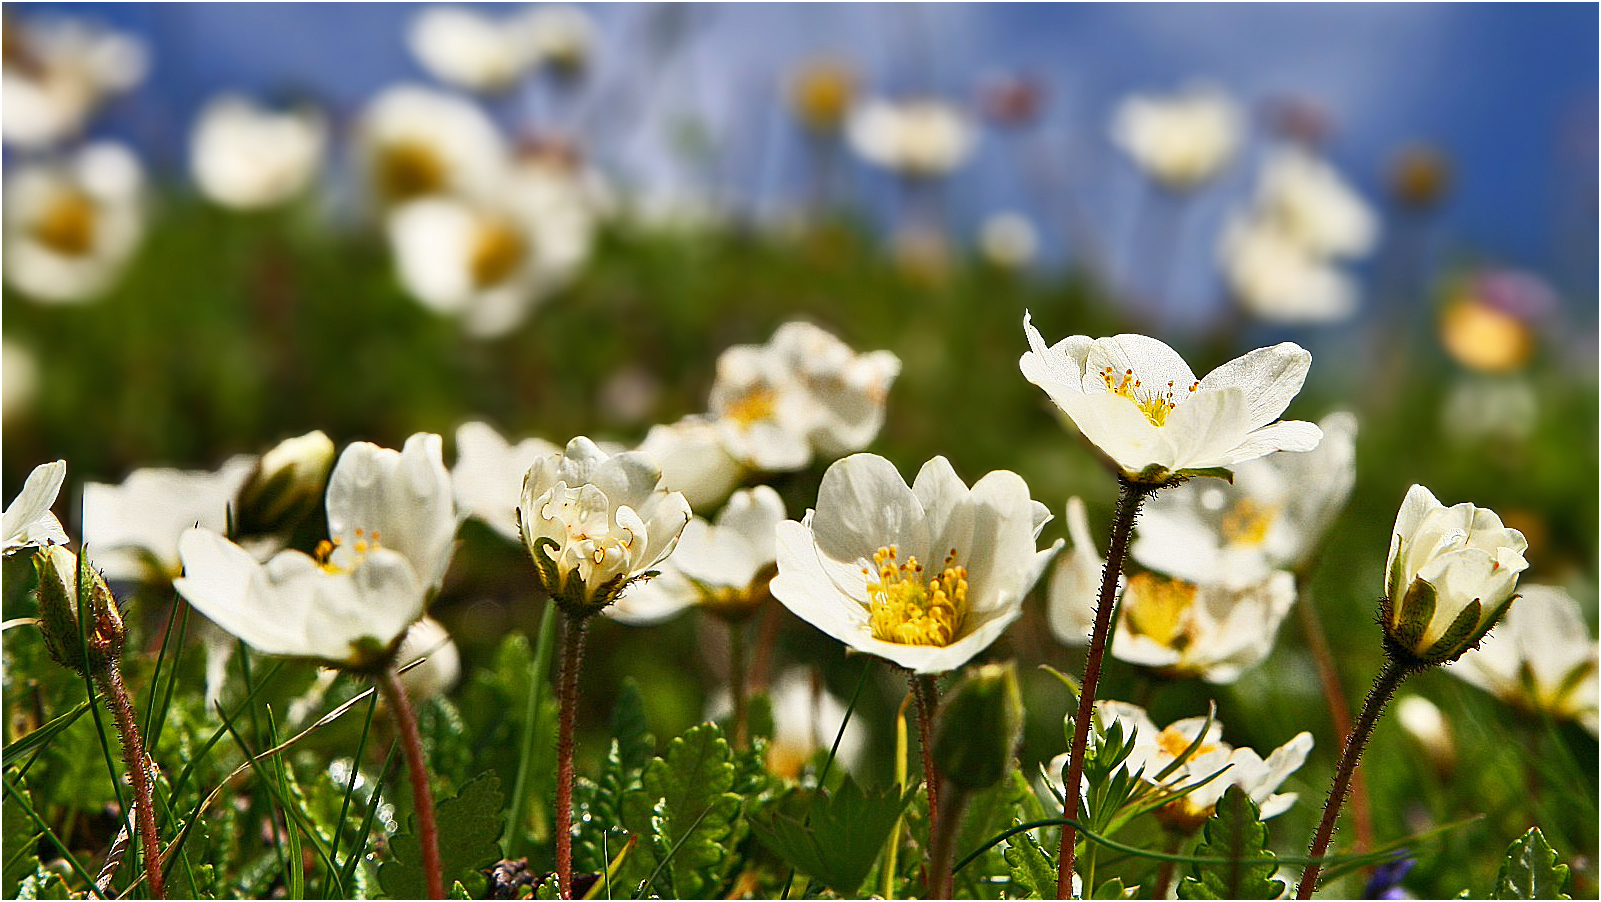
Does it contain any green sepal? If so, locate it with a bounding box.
[1419,599,1482,664]
[1171,466,1234,484]
[1390,577,1437,655]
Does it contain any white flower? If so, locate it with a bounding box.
[1045,497,1115,647]
[708,669,867,778]
[1252,146,1377,260]
[710,321,901,472]
[451,421,560,541]
[518,437,692,613]
[1133,412,1358,585]
[515,4,596,76]
[2,16,147,150]
[1053,701,1312,833]
[3,460,69,553]
[846,98,977,179]
[1109,83,1243,191]
[175,525,427,668]
[1219,216,1359,324]
[770,454,1059,675]
[190,95,327,210]
[408,6,536,94]
[356,84,509,207]
[609,486,785,625]
[234,430,337,538]
[395,616,462,700]
[3,340,40,420]
[83,456,259,582]
[1384,485,1528,664]
[1449,585,1597,734]
[1020,313,1322,483]
[326,434,459,593]
[1394,694,1457,771]
[4,141,144,304]
[636,416,744,512]
[978,212,1039,270]
[1113,570,1296,683]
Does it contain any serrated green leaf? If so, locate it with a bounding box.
[1002,825,1056,899]
[1492,827,1572,900]
[574,680,657,874]
[1176,787,1284,900]
[619,722,741,898]
[749,777,915,896]
[378,772,504,899]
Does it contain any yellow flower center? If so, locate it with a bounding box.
[1221,498,1277,545]
[314,526,382,574]
[376,139,448,203]
[865,544,968,647]
[1100,366,1198,427]
[469,218,527,289]
[1156,724,1221,759]
[1123,572,1197,650]
[724,384,777,427]
[31,190,98,257]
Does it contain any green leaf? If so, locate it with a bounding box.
[574,679,656,874]
[13,865,69,901]
[1492,827,1571,900]
[2,769,42,899]
[1176,787,1285,900]
[1002,826,1057,899]
[1095,876,1134,899]
[748,777,916,896]
[619,722,742,898]
[378,772,505,899]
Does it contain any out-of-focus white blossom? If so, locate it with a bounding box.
[2,15,147,149]
[1110,83,1243,191]
[1253,146,1378,260]
[708,669,867,777]
[1219,217,1358,324]
[709,321,901,473]
[4,141,144,303]
[3,460,69,554]
[978,212,1039,269]
[846,98,976,178]
[636,416,745,513]
[395,616,462,699]
[1450,585,1598,735]
[408,6,535,94]
[452,421,560,542]
[2,341,40,420]
[1394,694,1457,772]
[84,456,259,582]
[190,96,327,210]
[356,84,509,206]
[1045,497,1113,647]
[515,4,595,77]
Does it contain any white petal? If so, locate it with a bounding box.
[1214,419,1323,467]
[1194,343,1312,431]
[1082,334,1198,394]
[810,454,930,591]
[175,529,311,657]
[2,459,67,549]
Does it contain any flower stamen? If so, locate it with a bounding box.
[866,544,969,647]
[1100,365,1198,427]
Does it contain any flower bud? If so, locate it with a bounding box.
[234,430,335,538]
[33,545,123,676]
[933,662,1024,791]
[1382,485,1528,665]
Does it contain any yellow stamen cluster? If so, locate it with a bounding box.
[32,190,98,257]
[1124,572,1198,650]
[1101,366,1198,427]
[1156,724,1222,759]
[314,527,382,574]
[725,384,778,427]
[865,544,969,647]
[377,139,448,203]
[1221,498,1277,545]
[469,218,527,289]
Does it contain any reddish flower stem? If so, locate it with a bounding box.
[555,613,590,900]
[911,672,941,877]
[378,667,444,900]
[99,660,165,899]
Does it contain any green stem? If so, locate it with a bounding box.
[555,613,590,900]
[98,660,165,899]
[1057,478,1152,899]
[911,672,941,879]
[1297,657,1412,899]
[378,667,443,900]
[508,600,558,855]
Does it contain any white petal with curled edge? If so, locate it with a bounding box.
[2,459,68,550]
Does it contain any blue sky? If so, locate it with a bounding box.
[17,3,1599,315]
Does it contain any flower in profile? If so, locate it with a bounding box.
[846,98,977,179]
[452,421,560,542]
[190,95,327,210]
[1133,412,1358,584]
[3,459,69,553]
[2,15,147,150]
[408,6,535,94]
[234,430,337,541]
[1251,146,1378,260]
[770,454,1059,674]
[1218,217,1358,324]
[1020,313,1322,483]
[1052,701,1313,834]
[4,141,144,303]
[174,433,458,668]
[1383,485,1528,665]
[1448,585,1597,734]
[1110,82,1243,191]
[518,437,691,614]
[356,84,508,207]
[83,455,259,582]
[710,321,901,472]
[636,416,744,512]
[789,59,856,135]
[1045,497,1114,646]
[609,485,785,625]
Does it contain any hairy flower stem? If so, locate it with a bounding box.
[378,666,444,900]
[911,672,941,873]
[1294,583,1374,853]
[1057,478,1153,899]
[555,613,590,900]
[97,660,165,899]
[927,784,970,900]
[1297,657,1412,899]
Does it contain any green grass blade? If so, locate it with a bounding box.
[506,598,557,857]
